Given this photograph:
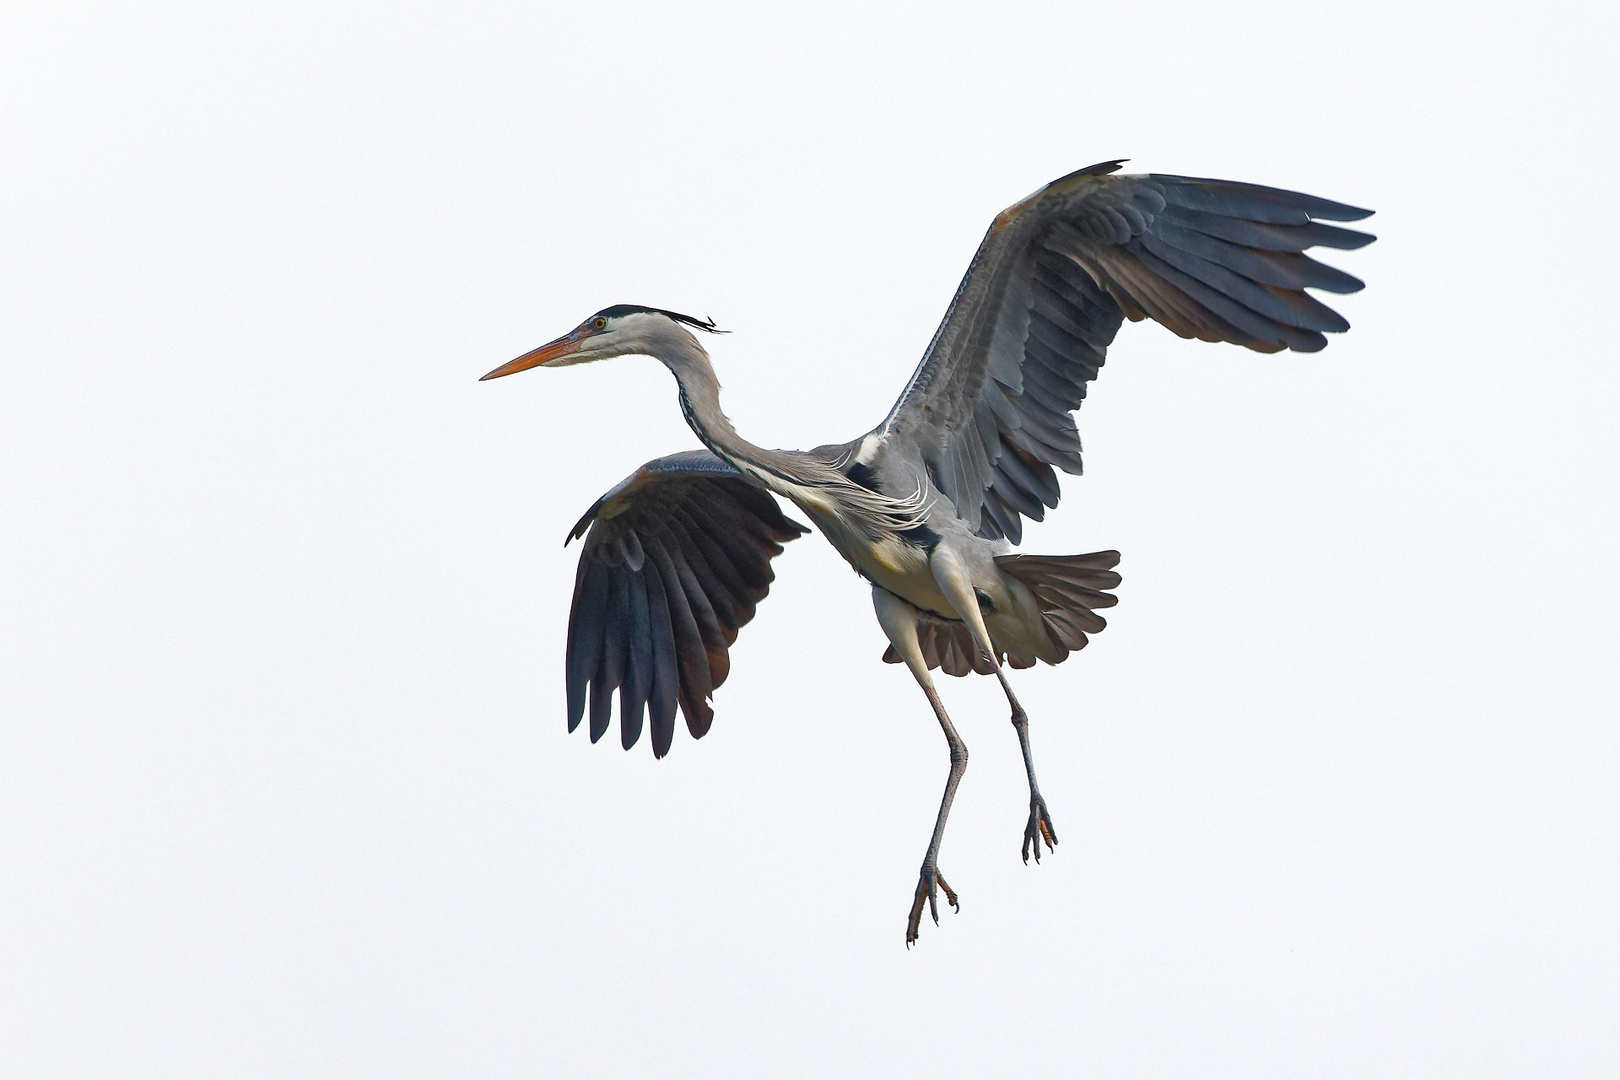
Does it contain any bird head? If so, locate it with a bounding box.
[480,305,724,381]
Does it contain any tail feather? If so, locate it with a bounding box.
[880,550,1122,674]
[995,551,1122,657]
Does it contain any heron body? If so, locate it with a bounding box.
[483,159,1374,944]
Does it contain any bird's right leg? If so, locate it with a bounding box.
[872,586,967,947]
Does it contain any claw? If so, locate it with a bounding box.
[906,867,960,946]
[936,872,959,911]
[1022,795,1059,864]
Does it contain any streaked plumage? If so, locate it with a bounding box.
[482,159,1374,944]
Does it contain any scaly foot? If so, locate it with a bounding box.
[905,867,959,946]
[1022,794,1058,864]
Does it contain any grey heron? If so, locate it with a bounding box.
[481,159,1374,944]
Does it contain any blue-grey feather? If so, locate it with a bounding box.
[1151,220,1365,293]
[566,560,610,732]
[993,444,1061,506]
[618,571,652,751]
[1136,235,1350,333]
[590,572,630,743]
[1153,175,1373,224]
[640,557,680,758]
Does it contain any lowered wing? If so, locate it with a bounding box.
[564,450,807,757]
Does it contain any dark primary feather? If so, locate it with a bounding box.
[873,161,1374,543]
[563,450,807,757]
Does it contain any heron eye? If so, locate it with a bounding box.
[591,317,607,330]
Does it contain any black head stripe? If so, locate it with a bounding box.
[593,304,727,334]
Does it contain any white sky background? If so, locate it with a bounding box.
[3,0,1617,1075]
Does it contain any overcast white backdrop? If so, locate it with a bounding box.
[4,1,1617,1076]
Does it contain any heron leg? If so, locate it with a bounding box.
[930,549,1058,863]
[873,587,967,947]
[906,678,966,944]
[997,668,1058,863]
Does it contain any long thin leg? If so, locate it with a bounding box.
[873,587,967,946]
[996,667,1058,863]
[930,549,1058,863]
[908,679,966,943]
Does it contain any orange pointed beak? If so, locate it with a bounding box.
[479,329,587,381]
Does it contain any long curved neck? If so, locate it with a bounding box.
[651,329,783,474]
[646,322,927,546]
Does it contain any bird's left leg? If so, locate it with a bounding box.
[1000,667,1057,864]
[873,587,967,947]
[930,549,1057,864]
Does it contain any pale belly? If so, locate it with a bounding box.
[804,507,957,618]
[757,472,967,621]
[794,498,1060,667]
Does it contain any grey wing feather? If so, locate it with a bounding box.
[871,160,1374,542]
[564,451,808,757]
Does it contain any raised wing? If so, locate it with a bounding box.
[872,159,1375,543]
[564,450,807,757]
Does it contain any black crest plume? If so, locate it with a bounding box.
[595,304,728,334]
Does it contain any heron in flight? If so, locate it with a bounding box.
[482,160,1374,944]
